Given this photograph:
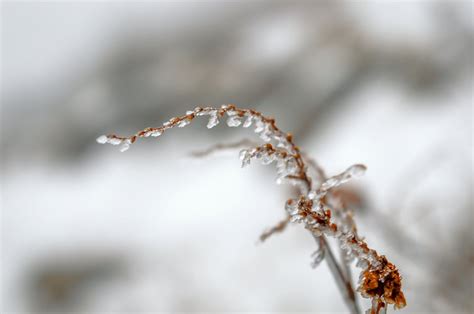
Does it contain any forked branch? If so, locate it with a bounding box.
[97,105,406,313]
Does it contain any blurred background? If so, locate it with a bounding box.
[1,1,472,313]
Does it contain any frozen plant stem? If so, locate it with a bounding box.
[317,235,360,314]
[97,105,406,313]
[306,155,360,313]
[340,245,359,312]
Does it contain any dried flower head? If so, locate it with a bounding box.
[97,105,406,313]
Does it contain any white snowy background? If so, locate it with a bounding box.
[1,1,472,313]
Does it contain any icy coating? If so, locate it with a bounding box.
[97,104,406,313]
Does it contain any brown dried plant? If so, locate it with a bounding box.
[97,105,406,313]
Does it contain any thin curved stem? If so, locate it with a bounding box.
[315,235,361,314]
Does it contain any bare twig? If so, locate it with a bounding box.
[259,216,291,243]
[190,139,258,158]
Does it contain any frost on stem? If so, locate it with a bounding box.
[311,244,325,269]
[97,104,406,313]
[308,164,367,202]
[285,195,406,311]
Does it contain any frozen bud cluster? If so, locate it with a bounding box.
[285,196,337,237]
[284,194,406,311]
[358,257,406,311]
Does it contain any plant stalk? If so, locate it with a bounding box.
[315,235,361,314]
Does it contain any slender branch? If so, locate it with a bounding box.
[259,216,290,242]
[304,153,361,313]
[97,105,406,313]
[190,139,258,158]
[340,246,361,313]
[315,231,361,314]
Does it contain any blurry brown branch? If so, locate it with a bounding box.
[189,139,258,158]
[259,216,291,243]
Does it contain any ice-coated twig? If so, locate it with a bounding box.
[301,152,327,188]
[97,105,406,313]
[259,216,290,242]
[316,235,360,314]
[304,154,362,311]
[189,139,258,158]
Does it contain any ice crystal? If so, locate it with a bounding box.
[347,164,367,177]
[108,137,122,145]
[285,199,299,215]
[143,130,153,137]
[261,153,275,165]
[308,190,322,200]
[311,247,325,268]
[196,108,207,116]
[309,163,368,204]
[275,157,297,185]
[274,133,288,148]
[322,164,366,190]
[290,215,304,223]
[304,215,316,225]
[259,129,272,142]
[277,157,298,177]
[321,177,338,191]
[239,149,252,168]
[276,158,286,173]
[151,130,163,137]
[178,119,191,127]
[119,140,131,152]
[96,135,108,144]
[312,228,323,237]
[207,111,219,129]
[227,115,242,127]
[340,240,350,251]
[243,115,253,128]
[254,119,265,133]
[239,149,248,161]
